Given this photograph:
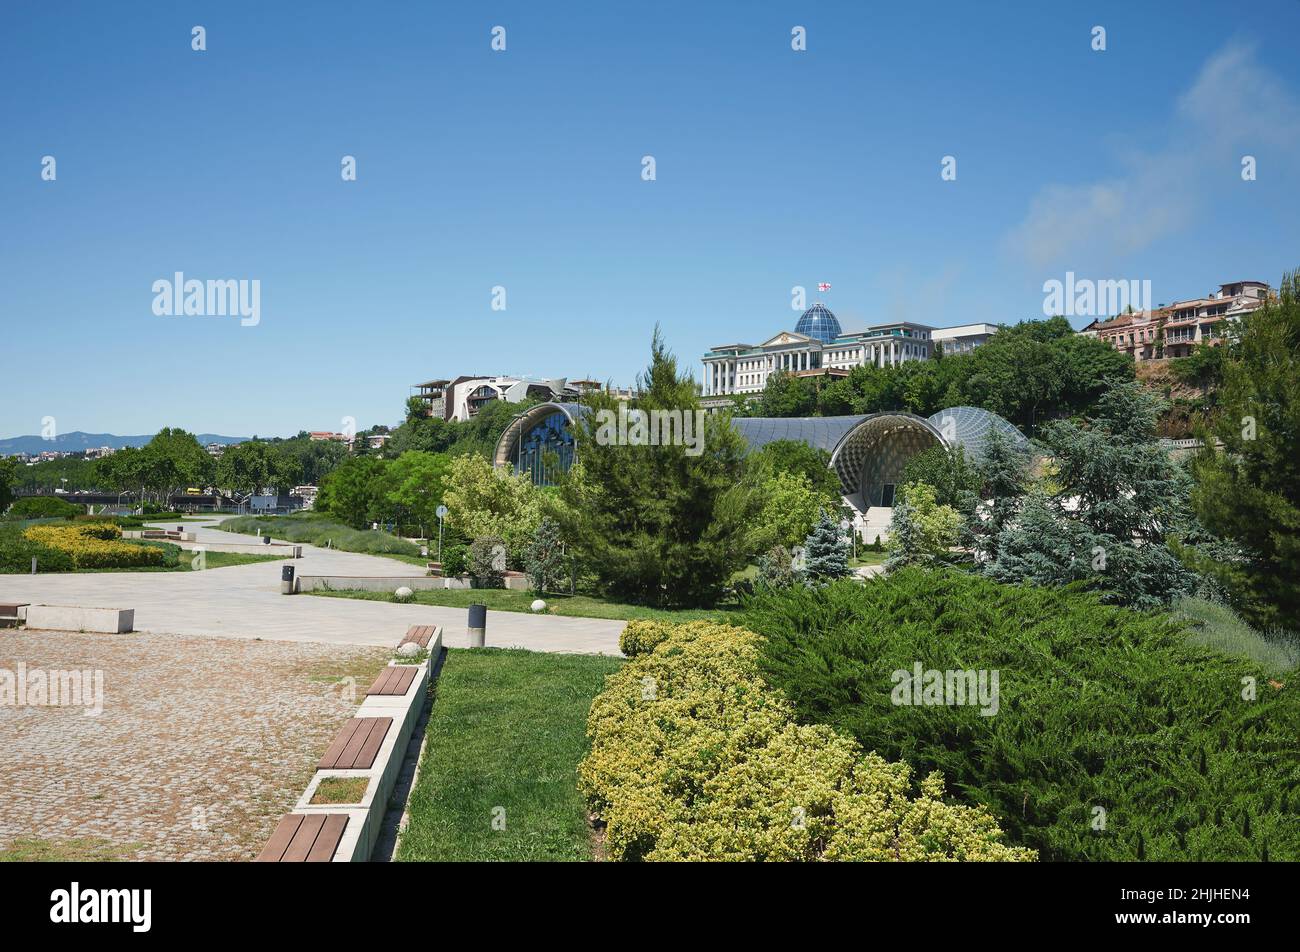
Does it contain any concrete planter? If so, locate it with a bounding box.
[25,605,134,633]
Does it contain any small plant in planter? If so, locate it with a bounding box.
[310,777,369,805]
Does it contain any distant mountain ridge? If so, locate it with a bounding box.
[0,432,249,456]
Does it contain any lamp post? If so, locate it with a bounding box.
[436,504,448,563]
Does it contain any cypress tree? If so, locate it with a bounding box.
[1191,269,1300,630]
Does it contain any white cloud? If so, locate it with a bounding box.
[1004,41,1300,270]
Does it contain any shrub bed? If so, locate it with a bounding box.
[742,569,1300,861]
[23,523,167,569]
[580,620,1033,862]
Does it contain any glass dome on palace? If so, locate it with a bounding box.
[794,303,842,343]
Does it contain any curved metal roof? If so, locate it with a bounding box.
[925,405,1026,460]
[493,402,1025,500]
[731,415,865,455]
[735,412,947,494]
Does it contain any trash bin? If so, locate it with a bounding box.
[468,603,487,647]
[281,563,295,595]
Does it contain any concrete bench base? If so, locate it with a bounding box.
[24,605,134,633]
[278,625,443,862]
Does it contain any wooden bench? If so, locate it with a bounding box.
[0,603,29,628]
[255,813,348,862]
[317,717,392,770]
[367,666,418,697]
[400,625,438,649]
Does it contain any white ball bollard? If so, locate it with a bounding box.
[394,586,414,603]
[396,641,422,658]
[531,598,547,613]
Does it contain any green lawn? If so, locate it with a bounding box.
[847,549,887,567]
[397,648,623,862]
[310,586,740,623]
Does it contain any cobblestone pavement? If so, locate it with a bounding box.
[0,629,390,861]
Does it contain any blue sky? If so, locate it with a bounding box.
[2,1,1298,438]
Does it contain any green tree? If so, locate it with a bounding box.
[523,517,565,595]
[380,451,450,537]
[901,444,982,510]
[986,382,1198,608]
[559,329,761,606]
[751,439,843,500]
[969,426,1030,563]
[802,510,850,581]
[442,453,540,558]
[749,470,837,553]
[146,428,213,505]
[0,457,15,513]
[758,370,817,417]
[316,455,388,528]
[885,483,961,569]
[1191,270,1300,630]
[215,441,300,498]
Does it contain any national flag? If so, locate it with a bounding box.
[817,282,831,292]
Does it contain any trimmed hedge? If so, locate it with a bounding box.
[5,496,81,520]
[581,620,1033,862]
[742,569,1300,861]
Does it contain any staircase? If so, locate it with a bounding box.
[861,507,894,546]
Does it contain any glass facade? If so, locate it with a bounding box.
[514,410,576,486]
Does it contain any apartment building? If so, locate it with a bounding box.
[1083,280,1271,361]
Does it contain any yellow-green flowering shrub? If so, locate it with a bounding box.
[617,619,676,657]
[580,620,1034,862]
[23,524,167,569]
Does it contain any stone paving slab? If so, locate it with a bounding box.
[0,629,390,861]
[0,519,626,656]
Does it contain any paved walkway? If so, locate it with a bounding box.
[0,520,625,655]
